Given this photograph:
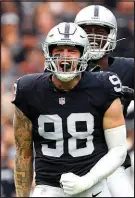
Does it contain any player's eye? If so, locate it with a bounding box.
[69,50,76,53]
[55,49,63,53]
[97,31,104,35]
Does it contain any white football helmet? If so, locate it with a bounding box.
[42,22,90,82]
[75,5,124,60]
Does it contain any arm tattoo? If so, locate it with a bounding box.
[13,107,33,197]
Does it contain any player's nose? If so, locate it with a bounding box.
[62,49,69,57]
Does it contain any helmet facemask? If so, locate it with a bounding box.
[83,26,117,60]
[43,43,89,82]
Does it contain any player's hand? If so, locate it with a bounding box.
[60,172,88,195]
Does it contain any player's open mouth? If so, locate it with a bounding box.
[59,62,72,72]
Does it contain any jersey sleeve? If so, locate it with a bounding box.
[123,57,134,89]
[11,75,34,119]
[103,72,123,112]
[128,58,134,89]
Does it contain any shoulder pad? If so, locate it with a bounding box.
[16,73,44,91]
[12,73,46,118]
[99,71,123,112]
[100,71,122,93]
[115,57,134,67]
[13,73,45,102]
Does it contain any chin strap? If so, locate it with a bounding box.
[86,59,101,72]
[90,65,101,72]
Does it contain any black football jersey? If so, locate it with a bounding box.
[89,57,134,116]
[88,57,134,169]
[107,57,134,89]
[12,71,122,187]
[88,57,134,89]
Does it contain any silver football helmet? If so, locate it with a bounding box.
[75,5,124,60]
[42,22,90,82]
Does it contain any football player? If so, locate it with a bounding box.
[12,22,127,197]
[75,5,134,197]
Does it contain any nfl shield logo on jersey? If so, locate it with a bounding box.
[59,97,65,105]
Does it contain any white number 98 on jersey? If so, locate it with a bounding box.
[38,113,94,158]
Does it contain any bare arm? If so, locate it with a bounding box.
[81,98,127,188]
[103,98,125,129]
[13,107,33,197]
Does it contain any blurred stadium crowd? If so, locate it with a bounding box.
[1,1,134,197]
